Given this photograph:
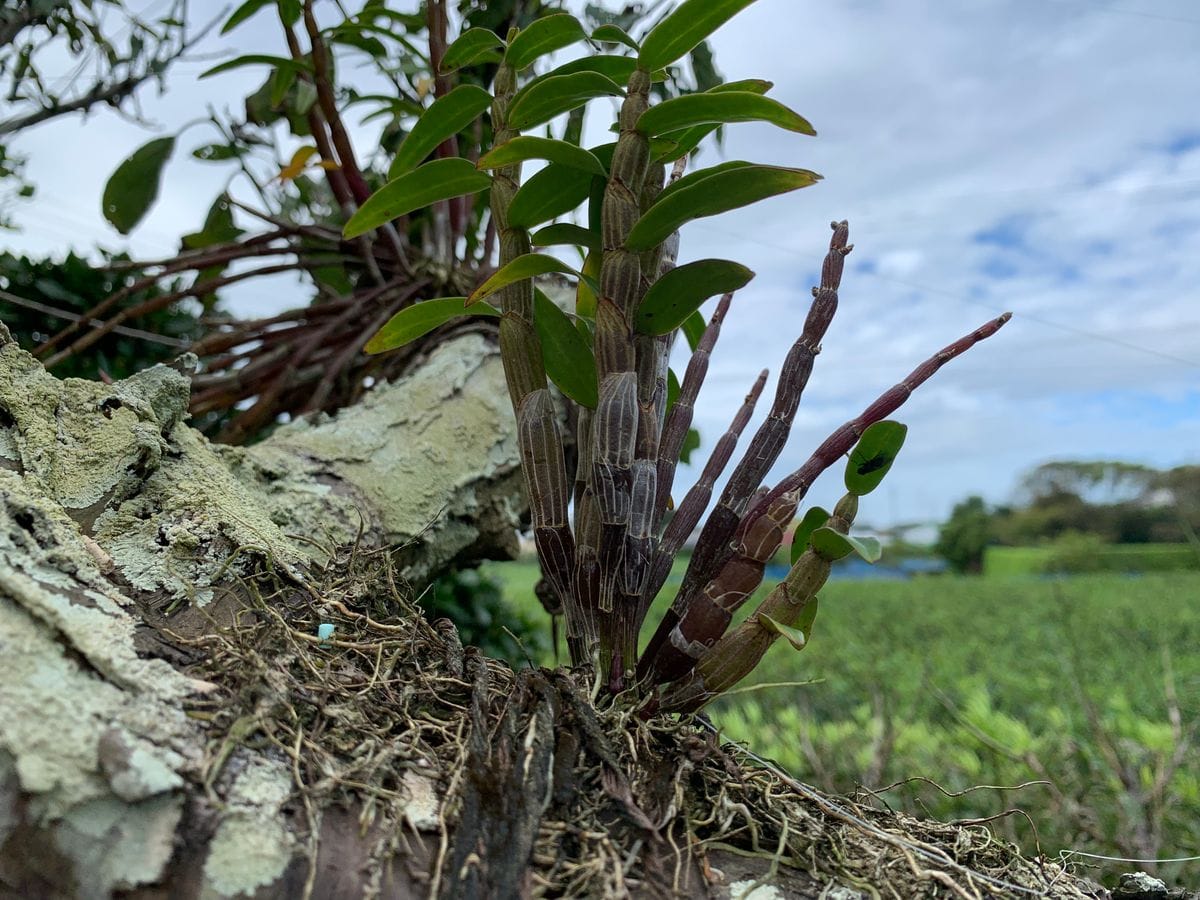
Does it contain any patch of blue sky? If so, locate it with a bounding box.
[1050,388,1200,429]
[972,214,1035,251]
[972,213,1088,285]
[1151,215,1200,242]
[979,256,1019,280]
[1161,131,1200,157]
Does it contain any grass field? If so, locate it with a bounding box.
[478,559,1200,887]
[985,542,1200,576]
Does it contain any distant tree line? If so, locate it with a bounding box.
[937,460,1200,573]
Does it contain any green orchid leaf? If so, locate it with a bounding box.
[591,24,639,51]
[440,28,503,73]
[364,298,500,354]
[718,78,773,94]
[639,0,760,71]
[638,92,814,138]
[508,162,592,229]
[845,421,908,496]
[627,164,820,251]
[575,316,594,349]
[531,223,600,253]
[576,250,600,317]
[635,259,754,335]
[796,596,819,637]
[759,613,807,652]
[269,64,297,106]
[810,527,883,563]
[221,0,273,34]
[102,137,175,234]
[652,79,774,162]
[278,0,300,26]
[666,367,681,414]
[790,506,831,565]
[507,71,624,131]
[656,160,755,205]
[388,85,492,178]
[534,288,598,408]
[680,427,701,464]
[546,54,639,84]
[477,136,606,175]
[505,13,587,70]
[469,253,579,303]
[345,158,491,238]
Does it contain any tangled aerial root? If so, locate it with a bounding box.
[169,545,1104,899]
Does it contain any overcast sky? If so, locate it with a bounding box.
[4,0,1199,530]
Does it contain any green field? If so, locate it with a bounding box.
[479,560,1200,887]
[985,541,1200,576]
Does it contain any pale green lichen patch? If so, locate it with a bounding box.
[0,342,309,606]
[260,335,521,583]
[1,472,196,696]
[729,879,786,900]
[98,728,185,802]
[54,794,183,896]
[93,415,310,605]
[216,439,365,566]
[0,473,198,887]
[0,422,17,464]
[202,755,296,898]
[0,342,186,511]
[0,566,196,814]
[0,561,194,894]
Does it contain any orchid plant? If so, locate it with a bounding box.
[354,0,1009,712]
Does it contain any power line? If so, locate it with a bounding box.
[0,287,189,348]
[1045,0,1200,28]
[690,222,1200,370]
[863,271,1200,370]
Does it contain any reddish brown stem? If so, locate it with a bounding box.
[654,292,733,526]
[303,281,427,413]
[190,300,356,356]
[644,312,1012,686]
[303,1,370,205]
[638,368,767,622]
[746,311,1014,529]
[43,263,307,367]
[35,234,294,357]
[639,221,851,676]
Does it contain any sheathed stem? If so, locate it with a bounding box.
[517,389,580,649]
[657,494,857,713]
[489,58,548,408]
[487,45,576,653]
[745,311,1013,530]
[639,221,851,678]
[588,67,654,685]
[639,367,766,621]
[654,292,734,526]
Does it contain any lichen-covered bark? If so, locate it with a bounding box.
[0,322,524,898]
[0,326,522,609]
